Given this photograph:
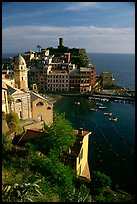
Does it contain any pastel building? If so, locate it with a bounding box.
[80,66,96,93]
[30,91,53,126]
[64,128,91,180]
[47,69,69,92]
[2,81,9,114]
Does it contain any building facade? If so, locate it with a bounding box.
[47,69,69,92]
[7,85,32,120]
[30,91,53,126]
[2,81,9,114]
[80,66,96,93]
[63,128,91,180]
[100,71,115,86]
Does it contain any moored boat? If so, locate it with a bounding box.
[90,108,98,111]
[98,106,107,109]
[74,102,80,105]
[104,112,112,116]
[96,102,103,106]
[109,117,118,121]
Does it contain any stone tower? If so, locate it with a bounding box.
[14,54,29,90]
[59,37,64,47]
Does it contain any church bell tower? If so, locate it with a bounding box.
[14,54,29,90]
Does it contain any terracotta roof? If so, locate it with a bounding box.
[18,129,43,143]
[74,129,91,137]
[18,129,48,143]
[18,128,91,156]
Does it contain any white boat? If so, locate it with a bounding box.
[90,108,98,111]
[96,102,103,106]
[74,101,80,105]
[104,112,112,116]
[100,98,109,102]
[109,117,118,121]
[98,106,107,109]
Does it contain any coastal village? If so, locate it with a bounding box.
[2,38,135,202]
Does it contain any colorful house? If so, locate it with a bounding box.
[30,91,53,126]
[64,128,91,180]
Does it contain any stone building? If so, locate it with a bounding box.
[2,80,9,114]
[63,128,91,180]
[100,71,115,86]
[30,91,53,126]
[7,84,32,120]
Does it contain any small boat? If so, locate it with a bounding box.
[98,106,107,109]
[104,112,112,116]
[90,108,98,111]
[96,102,103,106]
[88,97,93,100]
[74,101,80,105]
[109,117,118,121]
[100,98,109,102]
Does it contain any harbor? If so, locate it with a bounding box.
[54,95,135,195]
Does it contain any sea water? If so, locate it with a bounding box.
[54,53,135,195]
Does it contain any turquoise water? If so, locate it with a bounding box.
[54,96,135,195]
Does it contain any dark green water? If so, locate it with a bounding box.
[54,96,135,195]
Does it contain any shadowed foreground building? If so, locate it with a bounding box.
[2,81,9,114]
[17,127,91,181]
[63,128,91,180]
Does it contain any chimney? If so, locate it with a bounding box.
[78,128,83,136]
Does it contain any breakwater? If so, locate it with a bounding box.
[86,94,135,103]
[62,93,135,104]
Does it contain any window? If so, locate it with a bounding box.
[47,107,51,110]
[19,111,22,119]
[79,165,81,175]
[22,77,23,81]
[16,99,22,103]
[37,115,42,121]
[36,101,44,106]
[79,148,83,163]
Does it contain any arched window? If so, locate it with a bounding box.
[16,99,22,103]
[36,101,44,106]
[47,106,51,110]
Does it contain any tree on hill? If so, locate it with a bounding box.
[91,171,112,195]
[36,112,77,158]
[6,111,23,134]
[7,95,14,111]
